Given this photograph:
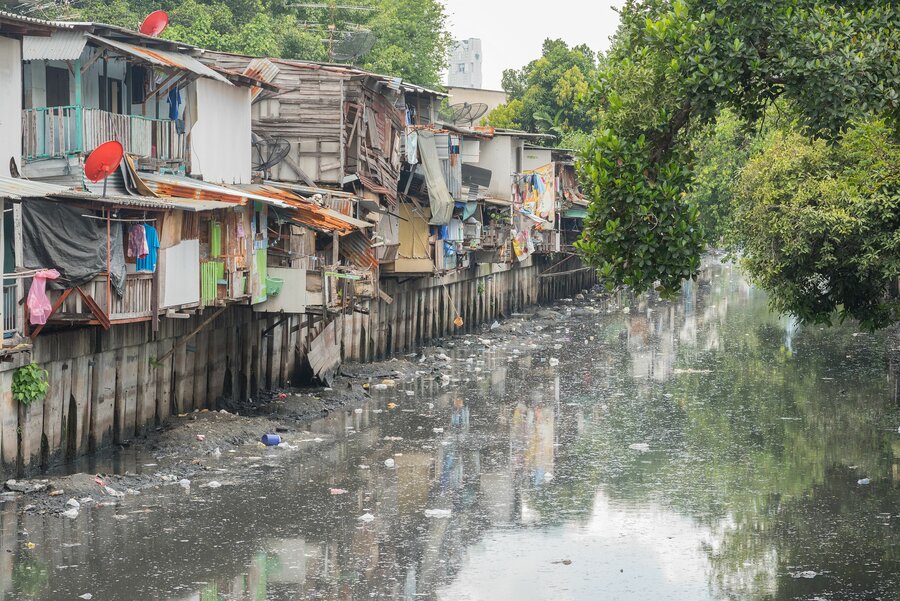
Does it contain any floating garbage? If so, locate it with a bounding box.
[628,443,651,452]
[424,509,452,518]
[384,458,396,468]
[358,513,375,523]
[791,571,818,579]
[858,478,871,485]
[549,358,560,367]
[373,384,389,391]
[261,434,282,446]
[203,481,223,489]
[78,594,93,600]
[61,507,79,519]
[195,434,206,442]
[66,498,80,509]
[329,488,349,495]
[432,428,444,434]
[179,479,191,488]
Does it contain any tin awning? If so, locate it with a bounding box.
[23,30,87,61]
[84,33,231,85]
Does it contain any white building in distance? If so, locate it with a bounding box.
[447,38,482,89]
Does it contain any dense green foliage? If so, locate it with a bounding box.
[12,362,49,406]
[35,0,450,86]
[685,110,764,243]
[578,0,900,309]
[486,39,600,139]
[731,121,900,330]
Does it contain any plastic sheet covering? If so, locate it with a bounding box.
[417,131,454,226]
[22,199,126,296]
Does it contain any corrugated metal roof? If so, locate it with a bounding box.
[340,230,378,270]
[241,184,373,234]
[0,10,74,30]
[52,191,232,212]
[137,173,283,206]
[0,176,68,200]
[244,58,280,100]
[23,30,87,61]
[0,175,231,212]
[84,34,231,85]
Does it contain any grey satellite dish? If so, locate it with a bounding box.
[333,31,377,62]
[441,102,490,126]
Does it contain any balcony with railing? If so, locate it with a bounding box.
[42,272,155,328]
[22,106,186,166]
[3,282,17,339]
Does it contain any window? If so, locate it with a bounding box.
[45,66,70,107]
[458,63,466,73]
[475,53,480,60]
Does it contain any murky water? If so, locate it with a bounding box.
[3,258,900,601]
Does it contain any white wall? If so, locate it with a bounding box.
[522,147,552,172]
[477,136,525,201]
[190,78,251,184]
[0,37,22,176]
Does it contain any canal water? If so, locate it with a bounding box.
[2,258,900,600]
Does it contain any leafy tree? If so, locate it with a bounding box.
[29,0,449,84]
[730,121,900,330]
[361,0,451,87]
[487,39,600,139]
[578,0,900,302]
[685,109,767,244]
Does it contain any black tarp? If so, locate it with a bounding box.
[22,199,126,296]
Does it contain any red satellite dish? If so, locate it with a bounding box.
[139,10,168,37]
[84,141,124,184]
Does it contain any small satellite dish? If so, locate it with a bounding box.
[333,31,377,62]
[252,136,291,172]
[84,141,124,197]
[442,102,490,126]
[139,10,169,37]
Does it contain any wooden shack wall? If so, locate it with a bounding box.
[0,255,595,478]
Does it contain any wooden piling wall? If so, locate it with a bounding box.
[0,256,595,477]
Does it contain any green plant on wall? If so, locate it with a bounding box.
[12,363,50,406]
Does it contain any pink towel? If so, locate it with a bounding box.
[27,269,61,326]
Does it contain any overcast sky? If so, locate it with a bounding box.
[443,0,625,90]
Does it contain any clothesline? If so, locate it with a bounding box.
[80,215,157,223]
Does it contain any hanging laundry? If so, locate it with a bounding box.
[136,225,160,273]
[166,87,182,121]
[27,269,61,325]
[128,224,149,259]
[406,131,419,165]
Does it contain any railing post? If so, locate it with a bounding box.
[74,58,83,154]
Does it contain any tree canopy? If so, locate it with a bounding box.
[30,0,450,86]
[730,121,900,330]
[577,0,900,311]
[486,39,600,142]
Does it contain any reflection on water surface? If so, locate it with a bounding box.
[2,258,899,600]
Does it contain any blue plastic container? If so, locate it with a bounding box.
[261,434,282,446]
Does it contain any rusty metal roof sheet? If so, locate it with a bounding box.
[84,33,231,85]
[240,184,373,234]
[0,175,230,211]
[243,58,280,100]
[23,30,87,60]
[339,230,378,270]
[137,173,285,207]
